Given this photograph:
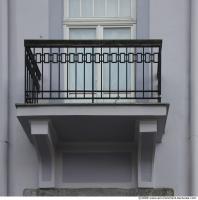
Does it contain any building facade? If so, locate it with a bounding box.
[0,0,196,196]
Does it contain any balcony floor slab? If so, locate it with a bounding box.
[16,103,169,144]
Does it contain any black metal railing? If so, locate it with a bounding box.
[24,40,162,103]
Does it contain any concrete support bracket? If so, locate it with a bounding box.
[30,119,57,188]
[137,120,157,188]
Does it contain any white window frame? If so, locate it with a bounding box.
[63,0,137,102]
[64,0,136,20]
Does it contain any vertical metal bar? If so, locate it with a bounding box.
[36,90,38,104]
[29,71,31,103]
[24,48,27,103]
[117,48,119,99]
[31,58,33,103]
[30,49,33,103]
[92,47,94,103]
[109,48,111,99]
[75,48,77,99]
[27,60,29,103]
[151,47,153,98]
[32,79,34,102]
[33,48,36,103]
[126,48,128,98]
[143,47,145,98]
[101,47,103,99]
[158,46,162,102]
[84,48,85,98]
[29,73,31,103]
[41,48,44,99]
[134,47,137,99]
[50,48,52,99]
[58,48,60,98]
[67,48,69,98]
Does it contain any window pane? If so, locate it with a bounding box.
[103,28,131,90]
[69,28,96,39]
[69,0,80,17]
[69,28,96,90]
[107,0,118,17]
[82,0,93,17]
[103,27,131,39]
[119,0,131,17]
[94,0,105,17]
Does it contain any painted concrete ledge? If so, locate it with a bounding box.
[23,188,174,196]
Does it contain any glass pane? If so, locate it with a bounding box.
[103,27,131,91]
[119,0,131,17]
[82,0,93,17]
[107,0,118,17]
[69,28,96,39]
[69,0,80,18]
[103,27,131,39]
[69,28,96,91]
[94,0,105,17]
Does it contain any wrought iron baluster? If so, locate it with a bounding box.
[92,47,94,103]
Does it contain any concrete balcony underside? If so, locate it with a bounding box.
[16,103,169,188]
[16,103,169,143]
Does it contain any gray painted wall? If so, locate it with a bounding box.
[136,0,149,38]
[136,0,150,96]
[8,0,49,195]
[49,0,63,39]
[150,0,190,195]
[6,0,190,195]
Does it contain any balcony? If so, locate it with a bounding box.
[24,39,161,104]
[16,40,169,189]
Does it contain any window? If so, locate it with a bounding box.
[64,0,136,19]
[63,0,136,40]
[63,0,136,101]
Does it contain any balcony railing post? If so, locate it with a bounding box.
[24,47,27,103]
[158,46,162,102]
[92,47,94,103]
